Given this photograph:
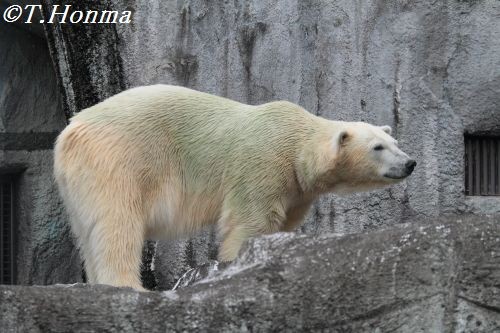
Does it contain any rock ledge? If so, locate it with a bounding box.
[1,216,500,332]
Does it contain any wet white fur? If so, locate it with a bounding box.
[54,85,411,290]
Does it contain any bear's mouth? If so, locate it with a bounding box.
[383,173,407,180]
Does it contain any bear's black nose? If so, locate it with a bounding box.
[405,159,417,174]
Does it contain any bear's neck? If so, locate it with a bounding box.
[295,121,342,195]
[295,161,340,195]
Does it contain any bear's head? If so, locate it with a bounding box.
[330,122,416,193]
[303,122,416,194]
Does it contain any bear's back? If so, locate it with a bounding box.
[71,85,315,142]
[68,85,319,179]
[72,85,244,123]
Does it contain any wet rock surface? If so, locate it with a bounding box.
[2,215,499,332]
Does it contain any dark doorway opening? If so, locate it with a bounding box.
[0,175,17,284]
[464,135,500,196]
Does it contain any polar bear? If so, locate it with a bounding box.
[54,85,416,290]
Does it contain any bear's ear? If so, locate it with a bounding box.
[331,130,350,156]
[331,131,349,155]
[380,125,392,135]
[338,131,349,146]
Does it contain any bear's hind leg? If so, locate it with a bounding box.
[88,209,146,291]
[80,242,98,283]
[64,209,99,283]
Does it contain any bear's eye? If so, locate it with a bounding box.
[373,144,384,151]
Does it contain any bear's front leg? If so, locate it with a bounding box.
[218,207,286,261]
[282,200,313,232]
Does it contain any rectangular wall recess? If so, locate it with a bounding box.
[464,135,500,196]
[0,176,16,284]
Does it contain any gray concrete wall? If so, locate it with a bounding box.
[37,0,500,289]
[0,19,80,285]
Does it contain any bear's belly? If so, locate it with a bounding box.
[146,183,222,240]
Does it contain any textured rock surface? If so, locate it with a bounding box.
[0,20,64,133]
[39,0,500,287]
[1,216,500,332]
[172,260,226,291]
[0,19,79,284]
